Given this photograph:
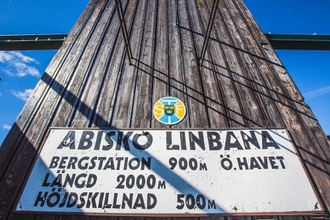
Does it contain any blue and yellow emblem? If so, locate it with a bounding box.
[153,97,186,125]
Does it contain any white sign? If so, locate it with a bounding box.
[17,128,321,215]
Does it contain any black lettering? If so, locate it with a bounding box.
[180,132,186,150]
[59,157,68,169]
[89,156,97,169]
[129,158,140,170]
[126,175,135,188]
[34,191,48,207]
[94,131,103,150]
[176,194,184,209]
[78,131,94,150]
[49,156,60,169]
[46,192,60,207]
[132,132,153,150]
[166,132,179,150]
[225,131,243,150]
[58,131,75,149]
[186,194,195,209]
[67,192,78,207]
[123,132,133,150]
[196,194,206,209]
[113,193,121,208]
[103,131,115,150]
[103,193,112,208]
[269,156,279,169]
[237,157,249,170]
[250,157,262,169]
[103,157,115,170]
[50,173,62,187]
[257,156,268,169]
[241,131,260,149]
[86,174,97,188]
[59,192,68,207]
[123,157,128,170]
[189,132,205,150]
[86,192,99,208]
[97,157,106,170]
[147,193,157,209]
[78,157,89,170]
[75,173,87,188]
[122,193,133,209]
[42,173,51,187]
[208,199,216,209]
[207,132,222,150]
[200,163,208,170]
[116,174,125,189]
[262,131,280,149]
[133,194,146,209]
[116,157,124,169]
[63,173,75,187]
[147,175,156,189]
[67,157,78,169]
[116,132,132,150]
[77,192,87,208]
[98,192,104,208]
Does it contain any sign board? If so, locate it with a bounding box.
[17,128,321,215]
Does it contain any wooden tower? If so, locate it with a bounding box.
[1,0,329,219]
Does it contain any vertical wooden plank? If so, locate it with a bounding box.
[151,0,171,128]
[47,0,109,128]
[220,0,286,128]
[67,0,117,128]
[131,0,157,128]
[93,0,138,128]
[186,0,229,128]
[168,0,189,128]
[87,0,127,128]
[214,0,268,128]
[111,0,145,128]
[176,0,210,128]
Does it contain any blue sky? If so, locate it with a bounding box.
[0,0,329,145]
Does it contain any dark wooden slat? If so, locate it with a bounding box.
[193,0,243,128]
[69,0,118,128]
[112,0,144,128]
[178,0,210,128]
[98,0,137,128]
[168,0,189,128]
[132,0,157,128]
[152,0,171,128]
[222,0,286,128]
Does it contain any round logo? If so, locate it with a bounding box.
[153,97,186,125]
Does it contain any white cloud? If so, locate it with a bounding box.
[303,85,330,100]
[0,51,12,62]
[2,124,11,130]
[11,89,33,101]
[0,51,40,77]
[14,62,40,77]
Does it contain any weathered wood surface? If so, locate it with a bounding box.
[0,0,329,219]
